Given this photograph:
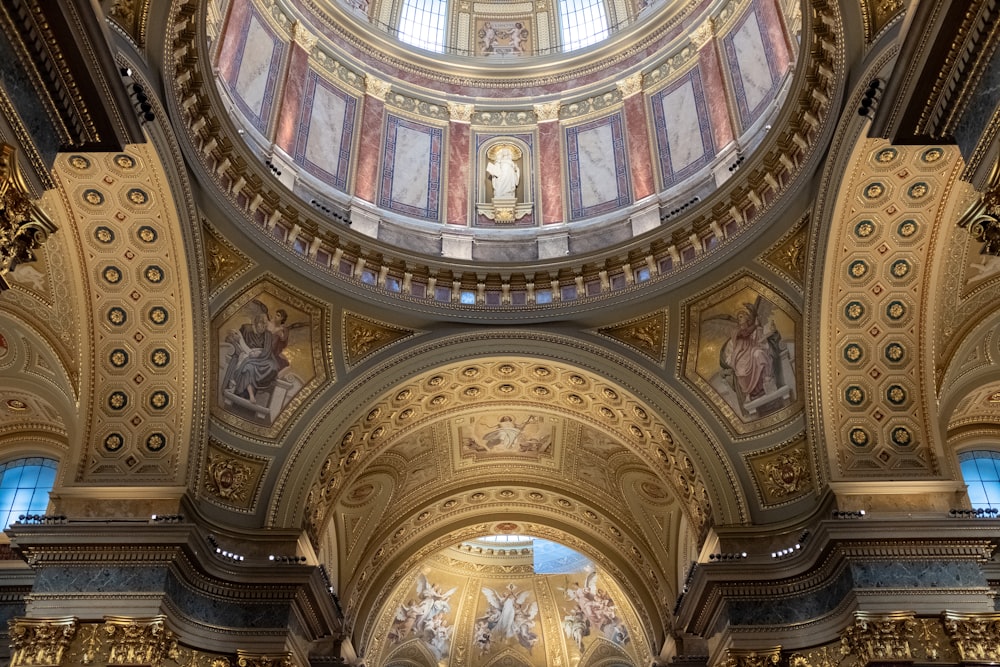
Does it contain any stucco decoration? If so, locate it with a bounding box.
[745,437,814,507]
[202,439,271,512]
[342,311,416,368]
[683,275,800,434]
[596,309,667,365]
[214,279,328,435]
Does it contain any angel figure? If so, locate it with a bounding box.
[703,294,788,415]
[390,574,456,658]
[222,298,308,407]
[477,583,539,652]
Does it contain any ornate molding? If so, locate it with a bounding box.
[840,611,917,663]
[0,144,56,291]
[236,650,293,667]
[616,72,644,98]
[9,617,77,667]
[290,21,318,51]
[447,102,475,122]
[725,647,780,667]
[942,611,1000,662]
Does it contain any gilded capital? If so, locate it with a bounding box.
[533,101,561,122]
[9,617,77,667]
[365,76,392,100]
[691,19,715,49]
[841,611,916,662]
[103,616,178,667]
[942,612,1000,662]
[237,650,294,667]
[725,647,781,667]
[290,21,318,51]
[0,144,56,291]
[616,72,644,98]
[447,102,475,122]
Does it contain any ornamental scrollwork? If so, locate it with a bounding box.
[9,617,77,667]
[103,615,179,667]
[0,144,56,291]
[958,159,1000,256]
[840,611,916,662]
[942,611,1000,662]
[236,650,293,667]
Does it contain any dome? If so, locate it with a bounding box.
[204,0,806,300]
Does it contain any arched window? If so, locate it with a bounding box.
[559,0,610,52]
[397,0,447,52]
[959,450,1000,510]
[0,457,57,529]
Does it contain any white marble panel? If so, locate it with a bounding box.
[305,85,348,174]
[662,79,705,173]
[390,125,431,209]
[234,16,276,118]
[732,11,774,116]
[576,124,620,208]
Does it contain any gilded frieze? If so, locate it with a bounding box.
[342,311,416,368]
[596,309,667,366]
[9,617,77,667]
[202,439,271,512]
[744,436,813,507]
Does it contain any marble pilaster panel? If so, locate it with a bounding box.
[354,95,386,203]
[215,0,251,83]
[274,44,312,157]
[537,120,564,224]
[446,121,470,224]
[698,42,735,151]
[623,93,655,200]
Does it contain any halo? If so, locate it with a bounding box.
[486,143,522,161]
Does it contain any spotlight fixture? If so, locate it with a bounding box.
[857,79,882,118]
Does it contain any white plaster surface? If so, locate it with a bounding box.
[576,124,620,208]
[390,124,432,209]
[732,11,774,116]
[305,85,348,175]
[235,16,276,118]
[662,79,705,173]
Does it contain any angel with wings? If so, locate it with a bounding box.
[476,583,539,652]
[389,574,456,657]
[223,298,307,405]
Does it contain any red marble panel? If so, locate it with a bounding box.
[446,122,470,225]
[274,44,310,156]
[758,0,792,73]
[624,94,654,200]
[216,0,250,83]
[354,95,385,203]
[699,43,735,149]
[537,120,564,224]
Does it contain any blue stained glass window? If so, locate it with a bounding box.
[559,0,610,52]
[960,450,1000,510]
[398,0,447,53]
[0,458,58,530]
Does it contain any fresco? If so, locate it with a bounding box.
[459,412,553,457]
[217,291,316,426]
[388,574,457,660]
[474,582,540,653]
[560,570,629,651]
[685,279,799,431]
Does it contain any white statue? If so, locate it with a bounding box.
[487,146,520,200]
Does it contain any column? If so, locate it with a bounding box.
[215,0,251,83]
[534,102,564,224]
[617,73,655,201]
[693,21,735,150]
[446,103,473,225]
[354,76,390,203]
[274,23,318,157]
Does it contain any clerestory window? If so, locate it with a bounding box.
[559,0,610,52]
[0,457,58,530]
[959,450,1000,510]
[397,0,448,52]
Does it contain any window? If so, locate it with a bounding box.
[0,458,57,529]
[959,450,1000,510]
[397,0,447,52]
[559,0,610,52]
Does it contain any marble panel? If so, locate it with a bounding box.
[165,571,291,629]
[294,70,357,191]
[723,3,780,128]
[728,568,854,626]
[651,68,715,187]
[33,565,168,593]
[379,115,443,220]
[850,560,987,589]
[566,113,632,220]
[230,10,286,134]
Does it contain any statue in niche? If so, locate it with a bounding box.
[487,145,520,201]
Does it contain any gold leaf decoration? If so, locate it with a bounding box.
[597,309,667,365]
[343,311,415,367]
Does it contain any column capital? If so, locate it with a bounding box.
[364,76,391,100]
[533,101,561,122]
[616,72,644,98]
